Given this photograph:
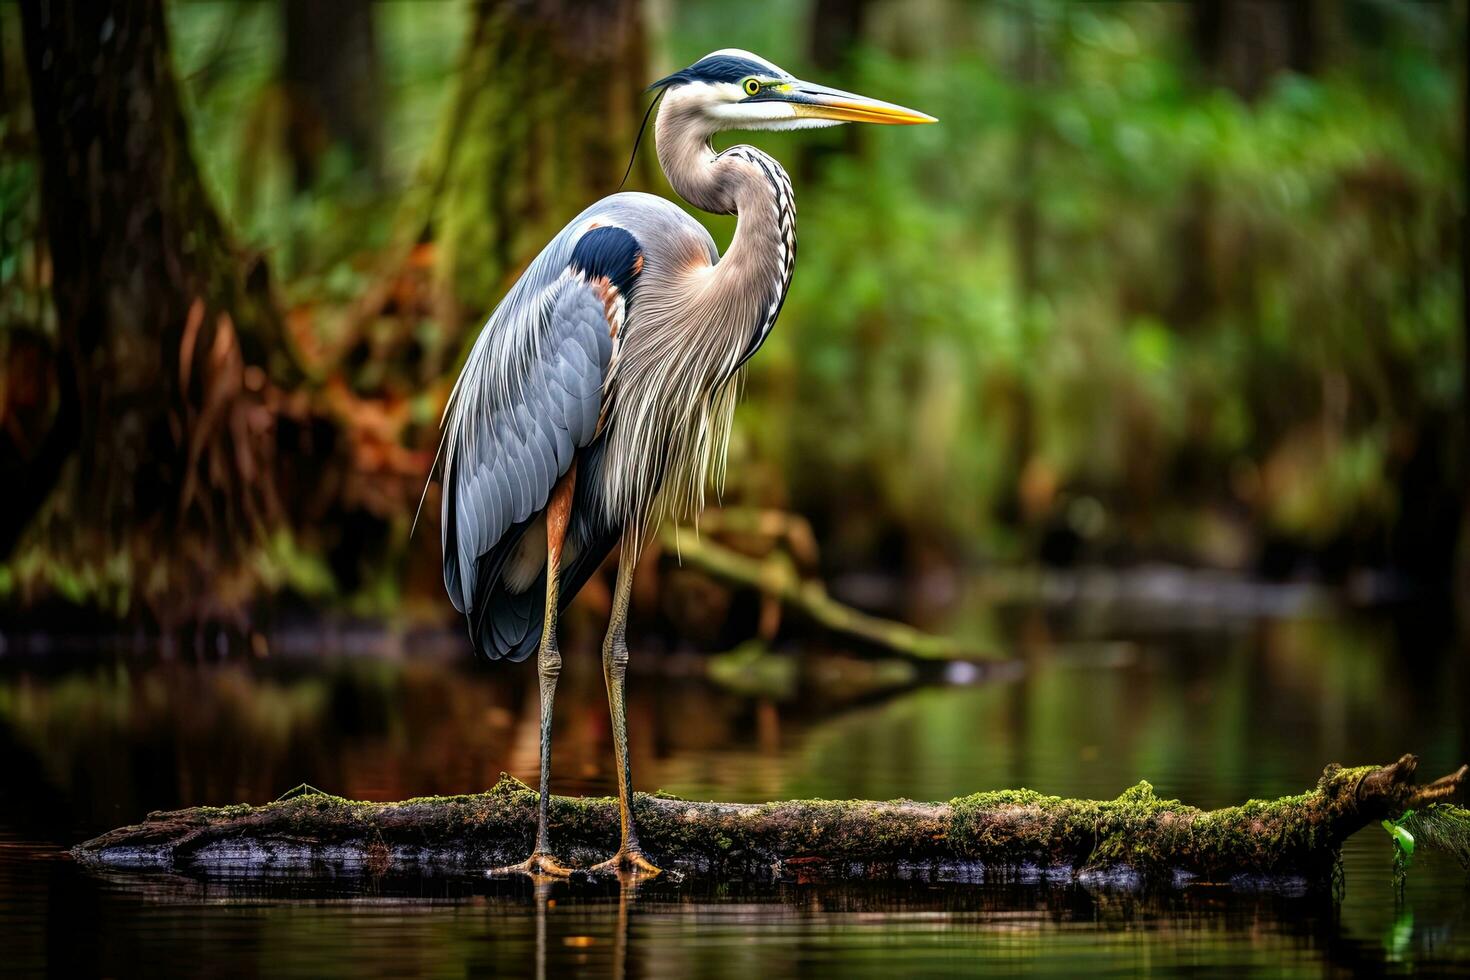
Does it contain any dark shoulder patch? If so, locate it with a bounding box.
[569,226,643,300]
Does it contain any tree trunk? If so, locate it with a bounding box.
[281,0,382,190]
[1458,0,1470,619]
[436,0,647,332]
[1189,0,1317,100]
[799,0,870,179]
[75,755,1466,888]
[16,0,299,615]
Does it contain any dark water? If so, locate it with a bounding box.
[1,595,1468,976]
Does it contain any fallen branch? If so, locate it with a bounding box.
[74,755,1466,889]
[684,507,822,568]
[661,528,996,661]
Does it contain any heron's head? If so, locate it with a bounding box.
[650,48,936,133]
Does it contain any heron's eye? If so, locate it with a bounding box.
[743,78,761,97]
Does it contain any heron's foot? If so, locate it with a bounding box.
[589,845,669,879]
[490,851,576,879]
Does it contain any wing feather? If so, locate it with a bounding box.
[440,271,620,635]
[440,221,644,660]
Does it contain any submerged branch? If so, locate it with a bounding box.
[75,755,1466,889]
[661,528,997,661]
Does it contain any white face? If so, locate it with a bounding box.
[667,80,846,132]
[663,49,842,133]
[658,48,937,134]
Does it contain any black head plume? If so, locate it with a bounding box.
[618,88,665,191]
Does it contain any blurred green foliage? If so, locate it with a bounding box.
[722,4,1463,572]
[2,0,1464,612]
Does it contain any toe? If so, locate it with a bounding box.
[590,848,666,878]
[490,852,576,878]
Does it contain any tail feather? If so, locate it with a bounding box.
[468,526,621,662]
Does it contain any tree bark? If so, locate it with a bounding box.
[333,0,648,391]
[799,0,870,178]
[1458,0,1470,617]
[281,0,382,190]
[436,0,647,331]
[1189,0,1317,100]
[16,0,301,612]
[74,755,1466,888]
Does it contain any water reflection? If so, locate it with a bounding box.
[7,857,1467,977]
[0,603,1467,975]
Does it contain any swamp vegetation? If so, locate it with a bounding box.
[0,1,1465,636]
[0,1,1466,973]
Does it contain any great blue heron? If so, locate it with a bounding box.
[437,49,934,877]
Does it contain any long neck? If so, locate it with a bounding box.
[593,103,798,546]
[655,102,795,364]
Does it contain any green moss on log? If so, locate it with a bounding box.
[74,754,1465,889]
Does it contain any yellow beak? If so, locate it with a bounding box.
[783,81,937,125]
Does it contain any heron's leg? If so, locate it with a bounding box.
[493,464,577,878]
[589,541,664,877]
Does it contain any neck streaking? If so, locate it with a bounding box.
[654,101,796,372]
[595,99,799,548]
[718,145,796,368]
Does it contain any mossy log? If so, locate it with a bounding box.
[74,755,1466,890]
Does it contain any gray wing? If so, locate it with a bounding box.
[441,273,615,614]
